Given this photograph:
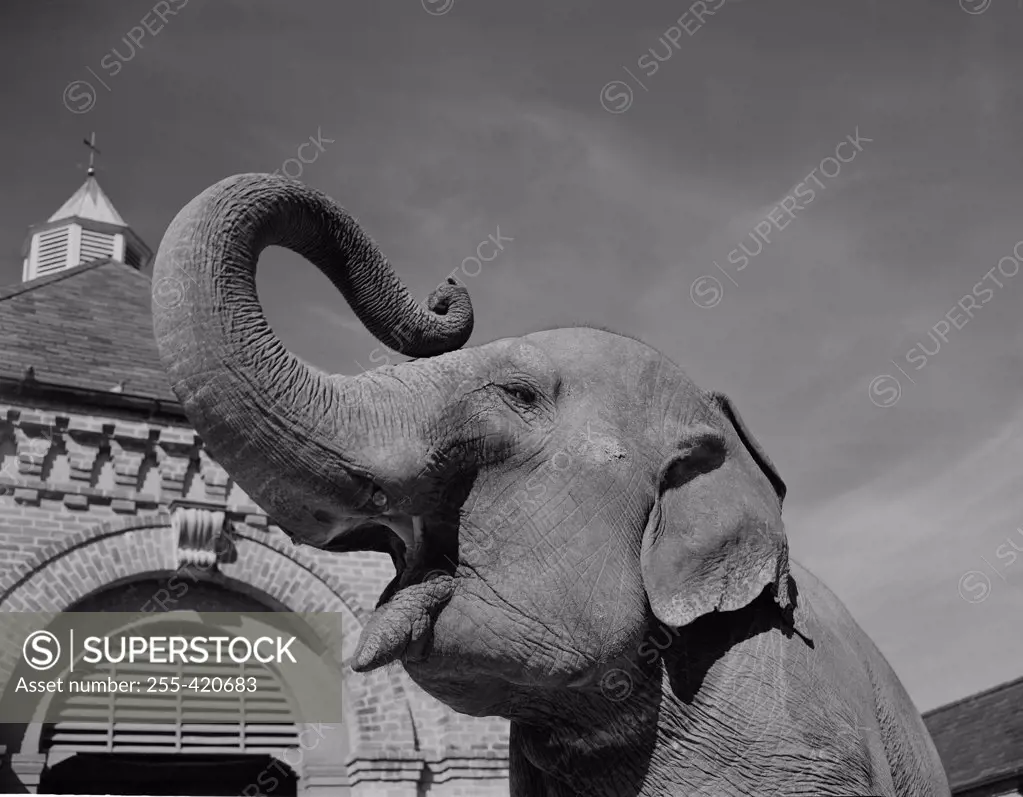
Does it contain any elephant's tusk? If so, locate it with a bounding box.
[410,515,425,566]
[376,513,425,568]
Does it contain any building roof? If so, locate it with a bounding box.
[0,259,176,403]
[923,674,1023,792]
[47,175,127,227]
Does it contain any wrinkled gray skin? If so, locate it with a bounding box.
[153,174,951,797]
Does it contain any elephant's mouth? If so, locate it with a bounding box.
[322,514,456,672]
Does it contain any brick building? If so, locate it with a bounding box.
[0,168,511,796]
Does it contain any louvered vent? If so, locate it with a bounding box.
[41,652,298,755]
[34,227,70,277]
[79,229,115,264]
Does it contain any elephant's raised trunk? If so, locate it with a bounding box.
[151,173,474,543]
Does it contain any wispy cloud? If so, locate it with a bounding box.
[786,402,1023,707]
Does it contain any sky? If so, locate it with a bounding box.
[1,0,1021,712]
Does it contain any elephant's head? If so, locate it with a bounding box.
[153,174,796,720]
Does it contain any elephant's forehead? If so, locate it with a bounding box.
[520,327,679,386]
[521,326,644,360]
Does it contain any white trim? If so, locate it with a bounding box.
[67,224,81,269]
[22,235,39,281]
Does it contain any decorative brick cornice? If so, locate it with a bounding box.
[63,427,106,483]
[108,432,153,491]
[0,479,163,512]
[155,429,200,501]
[157,451,190,499]
[11,421,57,478]
[1,404,268,523]
[198,447,231,500]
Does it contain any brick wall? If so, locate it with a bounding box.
[0,398,510,796]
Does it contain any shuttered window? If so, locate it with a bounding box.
[34,228,70,277]
[79,230,116,264]
[41,652,298,755]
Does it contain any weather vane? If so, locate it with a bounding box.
[82,132,100,176]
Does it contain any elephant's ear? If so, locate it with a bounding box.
[641,391,800,631]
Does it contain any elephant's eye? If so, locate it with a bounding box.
[500,384,537,405]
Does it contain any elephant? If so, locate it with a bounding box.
[152,173,952,797]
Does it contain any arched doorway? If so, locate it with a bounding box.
[39,752,297,795]
[0,513,423,795]
[8,577,348,795]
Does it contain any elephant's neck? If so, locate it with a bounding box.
[510,664,756,796]
[510,598,789,795]
[509,666,667,795]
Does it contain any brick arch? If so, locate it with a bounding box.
[0,513,419,754]
[0,512,176,605]
[0,512,367,616]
